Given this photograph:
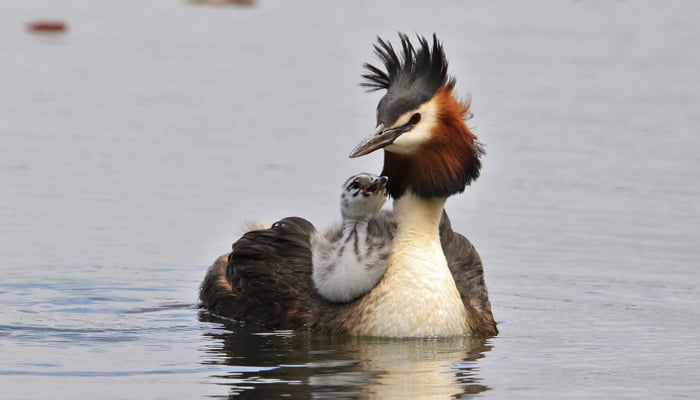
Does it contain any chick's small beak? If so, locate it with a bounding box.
[349,124,407,158]
[364,175,389,193]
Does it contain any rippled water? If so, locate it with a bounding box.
[2,0,699,398]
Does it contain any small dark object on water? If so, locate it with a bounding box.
[187,0,255,6]
[26,20,68,33]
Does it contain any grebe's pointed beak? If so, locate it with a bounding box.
[349,123,408,158]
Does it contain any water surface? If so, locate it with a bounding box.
[1,0,699,398]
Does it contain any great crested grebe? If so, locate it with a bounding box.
[200,33,498,337]
[311,173,392,303]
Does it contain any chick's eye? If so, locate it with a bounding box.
[409,113,421,125]
[350,180,360,190]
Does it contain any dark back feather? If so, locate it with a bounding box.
[225,217,319,329]
[200,217,354,333]
[439,211,498,336]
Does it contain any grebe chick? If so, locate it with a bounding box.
[311,173,392,303]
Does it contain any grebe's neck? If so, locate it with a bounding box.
[348,192,468,337]
[392,194,446,234]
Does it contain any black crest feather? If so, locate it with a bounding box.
[361,33,454,95]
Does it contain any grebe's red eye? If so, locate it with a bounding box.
[409,113,421,125]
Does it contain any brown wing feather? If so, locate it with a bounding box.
[200,217,353,333]
[439,211,498,336]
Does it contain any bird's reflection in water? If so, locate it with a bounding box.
[200,313,492,399]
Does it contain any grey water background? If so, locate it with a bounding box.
[1,0,699,398]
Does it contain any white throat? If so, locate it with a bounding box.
[349,192,468,337]
[392,193,445,235]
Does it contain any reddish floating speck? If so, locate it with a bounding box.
[27,20,68,33]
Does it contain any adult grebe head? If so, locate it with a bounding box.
[340,173,388,221]
[349,33,484,199]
